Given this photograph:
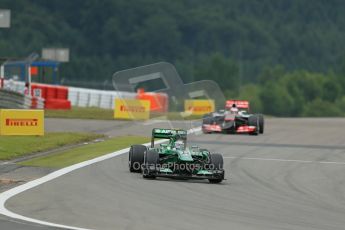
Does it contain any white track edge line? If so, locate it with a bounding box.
[0,126,201,230]
[224,156,345,165]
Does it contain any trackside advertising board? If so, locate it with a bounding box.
[0,109,44,136]
[184,99,215,115]
[114,99,151,120]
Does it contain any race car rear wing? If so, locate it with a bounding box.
[225,100,250,109]
[151,128,187,147]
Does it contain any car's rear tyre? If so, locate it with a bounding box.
[202,117,213,125]
[202,127,210,134]
[129,145,146,173]
[248,115,259,135]
[143,150,159,179]
[258,114,264,134]
[202,116,215,134]
[209,153,224,183]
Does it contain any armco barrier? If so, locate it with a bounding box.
[0,89,45,110]
[0,89,31,109]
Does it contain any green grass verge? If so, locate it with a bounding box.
[45,107,114,120]
[0,132,103,160]
[19,135,150,168]
[45,107,203,120]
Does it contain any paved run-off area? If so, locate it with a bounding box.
[3,118,345,230]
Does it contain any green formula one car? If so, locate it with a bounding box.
[128,128,225,183]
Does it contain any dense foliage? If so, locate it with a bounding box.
[1,0,345,116]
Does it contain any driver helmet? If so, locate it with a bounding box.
[174,141,185,150]
[230,104,239,114]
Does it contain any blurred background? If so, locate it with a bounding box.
[1,0,345,117]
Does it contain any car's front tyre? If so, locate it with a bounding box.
[258,114,264,134]
[209,153,224,183]
[248,115,259,135]
[129,145,146,173]
[142,150,159,179]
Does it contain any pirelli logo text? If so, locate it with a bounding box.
[114,99,150,120]
[188,106,212,112]
[185,100,215,115]
[0,109,44,136]
[6,119,38,127]
[120,105,146,113]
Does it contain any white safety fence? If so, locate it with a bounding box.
[68,87,137,109]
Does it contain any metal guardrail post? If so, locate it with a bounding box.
[1,63,6,89]
[76,90,80,107]
[25,53,39,97]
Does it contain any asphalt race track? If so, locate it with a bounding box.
[3,118,345,230]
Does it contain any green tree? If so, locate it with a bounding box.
[194,53,239,92]
[302,99,343,117]
[322,79,341,102]
[260,82,294,116]
[236,84,263,113]
[258,65,286,85]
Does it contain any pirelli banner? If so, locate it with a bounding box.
[184,99,215,115]
[114,99,151,120]
[0,109,44,136]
